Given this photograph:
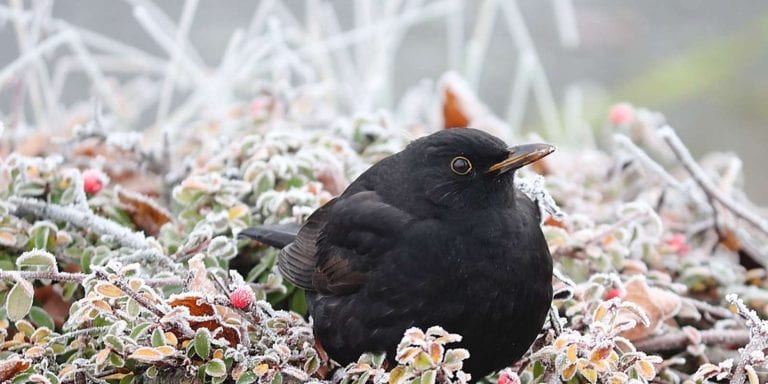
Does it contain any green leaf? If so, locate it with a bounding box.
[245,252,276,283]
[207,236,237,260]
[11,373,34,384]
[151,327,166,347]
[290,289,307,316]
[145,366,158,379]
[29,223,55,251]
[119,373,135,384]
[533,361,545,378]
[109,352,126,368]
[15,180,46,197]
[16,249,57,271]
[195,328,211,359]
[29,306,54,330]
[237,371,257,384]
[106,335,125,353]
[80,249,91,274]
[413,351,433,371]
[206,358,227,377]
[271,372,283,384]
[129,322,152,339]
[126,299,140,317]
[45,372,60,384]
[6,281,33,321]
[420,370,436,384]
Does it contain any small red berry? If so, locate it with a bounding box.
[82,169,104,194]
[604,288,622,300]
[609,103,635,126]
[230,286,254,309]
[497,371,520,384]
[665,234,690,255]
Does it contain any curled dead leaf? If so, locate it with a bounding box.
[116,188,172,236]
[0,358,31,382]
[618,278,681,340]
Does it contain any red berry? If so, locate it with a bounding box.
[604,288,622,300]
[230,286,254,309]
[665,234,690,255]
[82,169,104,194]
[497,371,520,384]
[609,103,635,126]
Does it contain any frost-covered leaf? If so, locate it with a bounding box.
[6,280,34,321]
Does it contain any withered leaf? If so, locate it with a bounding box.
[116,188,172,236]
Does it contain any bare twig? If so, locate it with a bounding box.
[0,267,184,287]
[683,298,736,320]
[93,269,167,318]
[45,326,112,346]
[614,134,684,190]
[658,126,768,237]
[725,294,768,384]
[0,270,86,282]
[634,329,749,352]
[9,196,157,251]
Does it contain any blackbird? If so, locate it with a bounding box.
[240,128,554,379]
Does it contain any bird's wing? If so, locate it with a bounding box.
[279,191,412,295]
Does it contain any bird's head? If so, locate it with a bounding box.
[397,128,555,212]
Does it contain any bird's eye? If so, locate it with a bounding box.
[450,156,472,175]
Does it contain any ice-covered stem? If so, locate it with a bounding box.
[8,196,159,252]
[658,126,768,237]
[725,293,768,384]
[0,270,86,283]
[93,269,167,318]
[0,270,185,287]
[45,326,112,346]
[684,297,736,319]
[613,134,684,190]
[633,329,749,352]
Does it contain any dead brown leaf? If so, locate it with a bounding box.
[619,278,681,340]
[116,188,172,236]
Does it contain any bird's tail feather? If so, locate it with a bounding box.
[239,224,300,249]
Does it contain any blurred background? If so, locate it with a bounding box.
[0,0,766,203]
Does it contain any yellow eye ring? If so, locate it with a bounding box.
[450,156,473,175]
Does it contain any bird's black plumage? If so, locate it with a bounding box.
[240,128,554,380]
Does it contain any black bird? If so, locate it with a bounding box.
[240,128,554,379]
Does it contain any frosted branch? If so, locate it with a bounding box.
[659,126,768,237]
[8,196,157,252]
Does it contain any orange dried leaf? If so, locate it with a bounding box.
[566,344,578,363]
[442,87,470,129]
[95,348,111,365]
[0,358,31,382]
[0,231,16,247]
[561,364,577,381]
[168,294,215,316]
[254,363,269,376]
[129,347,165,362]
[636,360,656,380]
[156,345,176,356]
[95,283,124,298]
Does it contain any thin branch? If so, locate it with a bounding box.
[658,126,768,237]
[93,269,167,318]
[9,196,157,251]
[613,134,684,190]
[45,326,112,346]
[0,270,86,282]
[634,329,749,352]
[683,298,735,320]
